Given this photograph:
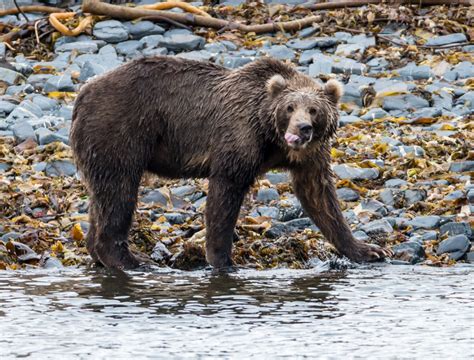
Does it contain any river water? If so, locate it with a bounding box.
[0,263,472,359]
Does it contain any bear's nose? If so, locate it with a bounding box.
[298,123,313,136]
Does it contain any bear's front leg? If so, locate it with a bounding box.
[291,163,393,262]
[205,178,248,269]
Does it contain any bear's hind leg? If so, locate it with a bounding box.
[205,178,248,269]
[85,201,100,265]
[92,172,143,270]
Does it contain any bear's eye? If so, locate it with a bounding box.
[309,108,317,116]
[287,105,294,113]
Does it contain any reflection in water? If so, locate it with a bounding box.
[0,265,472,358]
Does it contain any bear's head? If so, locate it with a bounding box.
[267,74,343,150]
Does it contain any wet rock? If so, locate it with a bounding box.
[265,172,289,184]
[391,145,425,158]
[361,108,388,121]
[437,235,470,260]
[93,20,129,43]
[10,241,41,263]
[159,33,205,51]
[335,43,365,56]
[332,58,366,75]
[257,206,279,219]
[265,222,290,239]
[383,94,429,111]
[449,161,474,173]
[55,41,99,54]
[404,189,426,205]
[263,45,295,61]
[256,188,280,203]
[0,67,24,85]
[164,212,187,225]
[43,75,75,93]
[151,241,172,262]
[141,190,168,206]
[12,121,35,142]
[425,33,467,47]
[393,241,425,264]
[124,20,164,39]
[407,216,440,230]
[439,222,472,238]
[356,199,388,217]
[333,164,379,180]
[361,219,393,235]
[45,160,76,177]
[308,54,333,76]
[115,40,144,57]
[336,188,360,202]
[176,50,213,61]
[396,64,432,80]
[353,230,369,242]
[384,178,408,188]
[444,190,465,201]
[0,100,16,116]
[339,115,362,126]
[42,256,64,269]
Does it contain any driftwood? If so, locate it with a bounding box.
[0,5,65,17]
[298,0,472,11]
[82,0,323,34]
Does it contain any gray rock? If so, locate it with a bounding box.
[425,33,467,47]
[257,206,280,219]
[333,164,379,180]
[339,115,362,126]
[298,27,318,38]
[125,20,164,39]
[332,58,366,75]
[454,62,474,80]
[5,105,39,125]
[298,49,321,65]
[0,100,16,116]
[217,55,253,69]
[159,34,205,51]
[93,20,129,43]
[466,251,474,263]
[411,107,442,121]
[348,34,375,47]
[12,121,35,142]
[45,160,76,177]
[407,216,441,230]
[336,187,360,201]
[437,234,470,260]
[0,42,5,58]
[335,43,365,56]
[55,41,99,54]
[308,55,333,76]
[393,241,425,264]
[204,42,226,54]
[383,95,429,111]
[439,222,472,238]
[43,75,75,93]
[256,188,280,203]
[404,189,426,205]
[361,108,388,121]
[0,67,23,85]
[220,40,238,51]
[171,185,196,198]
[397,64,432,80]
[151,241,172,262]
[444,190,465,201]
[176,50,213,61]
[285,217,316,231]
[265,222,290,239]
[361,219,393,235]
[0,232,21,243]
[287,38,318,50]
[142,47,168,57]
[263,45,295,61]
[449,161,474,173]
[353,230,369,242]
[5,84,34,96]
[456,91,474,110]
[379,189,396,206]
[164,212,187,225]
[265,172,289,184]
[142,190,167,205]
[357,199,388,217]
[115,40,144,57]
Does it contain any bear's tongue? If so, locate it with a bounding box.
[285,133,300,144]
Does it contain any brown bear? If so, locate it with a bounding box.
[70,56,392,270]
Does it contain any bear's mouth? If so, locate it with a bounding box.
[284,132,311,149]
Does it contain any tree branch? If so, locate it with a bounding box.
[298,0,472,11]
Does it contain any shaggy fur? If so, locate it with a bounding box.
[70,56,390,270]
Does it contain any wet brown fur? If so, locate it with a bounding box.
[70,56,388,269]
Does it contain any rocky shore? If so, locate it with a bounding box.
[0,1,472,270]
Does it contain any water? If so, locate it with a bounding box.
[0,264,473,359]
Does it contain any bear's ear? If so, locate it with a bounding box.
[267,75,287,97]
[324,79,344,104]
